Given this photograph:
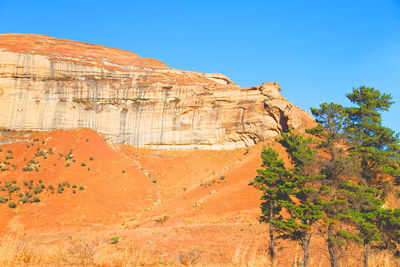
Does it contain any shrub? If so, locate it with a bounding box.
[9,185,20,193]
[33,187,42,194]
[57,187,64,193]
[81,162,86,167]
[40,184,45,189]
[154,216,169,225]
[79,186,84,190]
[89,157,93,161]
[12,180,16,184]
[48,185,54,190]
[20,197,28,204]
[8,202,16,208]
[122,169,125,173]
[18,193,23,198]
[23,167,33,172]
[110,236,119,244]
[32,196,40,202]
[152,179,157,183]
[39,179,42,183]
[23,181,28,186]
[65,149,73,160]
[72,184,77,189]
[72,190,76,194]
[220,176,225,180]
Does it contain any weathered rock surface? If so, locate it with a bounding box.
[0,33,314,149]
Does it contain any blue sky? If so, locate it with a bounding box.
[1,0,399,133]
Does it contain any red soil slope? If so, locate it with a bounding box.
[0,128,292,236]
[0,129,306,265]
[0,129,154,235]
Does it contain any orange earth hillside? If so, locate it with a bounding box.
[0,128,292,237]
[0,128,313,266]
[0,128,155,235]
[116,139,292,227]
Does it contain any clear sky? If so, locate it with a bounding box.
[1,0,399,133]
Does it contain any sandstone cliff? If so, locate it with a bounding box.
[0,33,314,149]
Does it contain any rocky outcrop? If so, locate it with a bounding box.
[0,33,314,149]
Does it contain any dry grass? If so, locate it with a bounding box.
[0,233,163,266]
[0,231,399,266]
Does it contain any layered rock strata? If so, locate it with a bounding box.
[0,33,314,149]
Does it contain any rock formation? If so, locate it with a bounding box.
[0,33,314,149]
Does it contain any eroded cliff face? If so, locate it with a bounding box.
[0,33,314,149]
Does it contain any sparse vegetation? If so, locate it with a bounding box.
[0,176,85,208]
[110,236,119,244]
[154,216,169,225]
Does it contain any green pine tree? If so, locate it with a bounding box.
[250,147,297,263]
[309,103,361,267]
[345,86,400,265]
[345,86,400,189]
[274,131,324,266]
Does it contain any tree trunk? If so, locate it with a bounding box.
[269,202,275,264]
[269,222,275,263]
[327,224,338,267]
[303,232,311,267]
[364,242,370,267]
